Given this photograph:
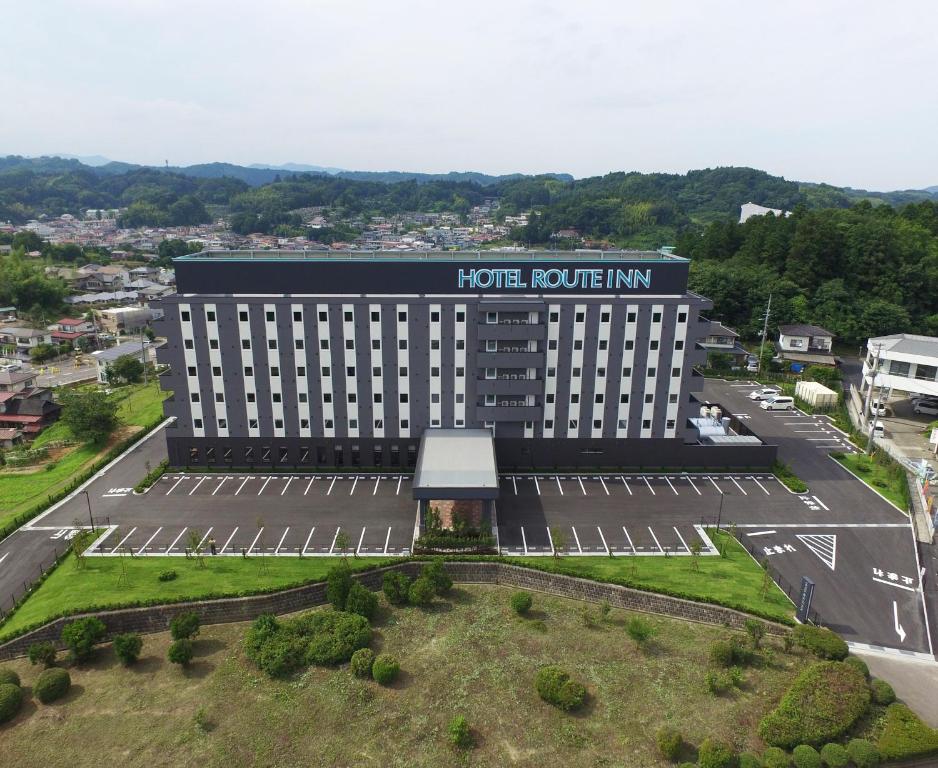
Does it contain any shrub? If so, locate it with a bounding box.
[846,739,879,767]
[535,665,587,712]
[168,638,194,666]
[876,703,938,761]
[729,666,745,688]
[422,558,453,595]
[792,745,821,768]
[344,582,378,621]
[34,667,71,703]
[793,626,848,660]
[819,743,848,767]
[870,678,896,705]
[709,636,752,668]
[382,571,411,606]
[626,616,654,648]
[350,648,376,678]
[656,725,683,762]
[326,565,353,610]
[759,662,870,748]
[169,611,200,641]
[706,669,732,695]
[113,633,143,665]
[739,753,764,768]
[61,616,107,662]
[745,618,766,648]
[0,668,21,687]
[408,576,435,606]
[158,569,177,582]
[843,656,869,679]
[449,714,472,748]
[372,653,399,685]
[698,737,736,768]
[762,747,790,768]
[510,591,533,615]
[302,611,372,666]
[28,641,57,668]
[253,633,306,678]
[0,684,23,724]
[244,614,280,660]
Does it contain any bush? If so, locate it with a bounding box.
[870,678,896,705]
[762,747,790,768]
[843,656,869,679]
[626,616,654,648]
[303,611,372,666]
[326,565,353,610]
[408,576,435,606]
[244,614,280,659]
[113,633,143,665]
[28,641,57,668]
[698,737,736,768]
[0,668,21,687]
[759,662,870,748]
[745,618,766,648]
[253,633,306,678]
[819,743,848,767]
[510,591,533,615]
[61,616,107,662]
[792,745,821,768]
[449,714,472,748]
[656,725,683,762]
[158,569,177,582]
[535,665,587,712]
[350,648,376,678]
[372,653,399,685]
[0,683,23,724]
[706,670,732,695]
[876,703,938,761]
[168,639,194,666]
[34,667,71,703]
[344,582,378,621]
[710,636,752,667]
[169,611,200,641]
[846,739,879,767]
[793,626,848,661]
[422,558,453,595]
[738,753,763,768]
[382,571,411,606]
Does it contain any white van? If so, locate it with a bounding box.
[869,420,885,438]
[760,396,794,411]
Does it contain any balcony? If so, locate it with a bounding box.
[476,405,543,422]
[476,378,543,396]
[476,351,544,368]
[478,323,546,341]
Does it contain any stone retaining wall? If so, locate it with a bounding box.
[0,561,788,659]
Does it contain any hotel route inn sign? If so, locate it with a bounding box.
[457,266,652,291]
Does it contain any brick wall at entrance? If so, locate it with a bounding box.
[0,561,788,659]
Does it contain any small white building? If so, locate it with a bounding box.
[739,202,792,224]
[92,341,155,383]
[862,334,938,400]
[777,324,835,366]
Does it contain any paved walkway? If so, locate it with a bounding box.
[856,651,938,727]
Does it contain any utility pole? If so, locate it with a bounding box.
[757,294,772,374]
[140,326,148,385]
[863,342,883,456]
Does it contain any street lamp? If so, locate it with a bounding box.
[82,490,95,532]
[716,490,729,532]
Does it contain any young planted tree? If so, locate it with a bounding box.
[186,529,206,567]
[549,526,568,558]
[334,529,352,559]
[690,540,702,571]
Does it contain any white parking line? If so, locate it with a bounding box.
[235,477,252,495]
[521,526,528,555]
[648,526,664,554]
[665,476,678,495]
[165,477,185,496]
[136,527,163,555]
[534,476,541,495]
[811,495,830,511]
[197,527,214,550]
[597,526,609,554]
[0,552,8,567]
[620,476,632,495]
[396,475,403,495]
[746,530,777,537]
[188,477,207,495]
[356,527,366,555]
[373,476,380,495]
[571,525,582,553]
[281,477,294,495]
[577,476,587,495]
[673,526,690,553]
[685,475,702,495]
[257,477,272,495]
[327,476,337,495]
[555,476,564,495]
[329,527,340,554]
[749,476,771,495]
[622,526,636,554]
[275,527,289,554]
[642,476,655,495]
[212,477,229,495]
[350,476,359,495]
[304,476,316,495]
[165,527,188,554]
[248,527,264,555]
[707,476,724,494]
[729,477,748,495]
[384,527,391,555]
[221,527,239,554]
[110,526,137,554]
[599,476,609,495]
[302,527,316,555]
[512,475,518,494]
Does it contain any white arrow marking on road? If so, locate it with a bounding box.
[894,601,906,643]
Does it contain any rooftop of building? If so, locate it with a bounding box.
[778,323,834,338]
[869,333,938,358]
[175,248,686,263]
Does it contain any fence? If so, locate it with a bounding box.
[0,543,73,620]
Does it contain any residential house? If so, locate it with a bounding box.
[96,306,156,334]
[0,427,23,449]
[0,326,54,359]
[0,369,61,436]
[699,321,749,367]
[862,334,938,401]
[48,316,96,347]
[777,324,835,366]
[92,340,155,383]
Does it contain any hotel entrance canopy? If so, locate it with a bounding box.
[412,429,499,501]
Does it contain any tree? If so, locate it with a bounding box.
[58,389,119,444]
[334,529,352,559]
[745,618,766,649]
[550,526,568,557]
[690,540,702,572]
[626,616,655,650]
[29,343,57,363]
[106,354,144,385]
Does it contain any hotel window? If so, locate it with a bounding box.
[627,312,636,322]
[293,311,302,322]
[269,366,279,377]
[297,366,306,377]
[374,419,383,429]
[575,312,584,322]
[431,367,440,377]
[189,447,199,462]
[321,366,331,376]
[400,393,409,403]
[546,394,554,403]
[669,394,678,403]
[485,368,496,379]
[548,339,557,350]
[431,419,441,427]
[345,340,354,350]
[593,420,602,429]
[622,366,632,376]
[323,393,332,403]
[455,419,464,427]
[239,311,248,321]
[398,340,408,351]
[620,394,629,403]
[373,445,383,465]
[456,339,465,350]
[601,312,610,322]
[324,419,333,428]
[298,393,307,403]
[371,340,381,350]
[279,447,288,462]
[486,312,497,324]
[217,418,227,429]
[241,340,251,350]
[373,366,382,377]
[267,339,277,350]
[244,446,254,462]
[209,339,219,350]
[570,394,579,404]
[485,395,496,406]
[431,311,440,322]
[344,311,353,321]
[618,419,628,429]
[674,340,684,350]
[649,340,659,350]
[545,419,554,429]
[346,366,355,377]
[456,311,465,322]
[206,311,216,321]
[215,392,224,403]
[598,340,608,350]
[181,311,191,321]
[547,367,556,377]
[672,367,681,377]
[371,311,380,322]
[184,339,194,349]
[597,367,606,377]
[652,312,661,323]
[300,447,310,463]
[320,339,329,350]
[249,418,258,429]
[667,419,676,429]
[212,366,221,376]
[273,393,282,403]
[642,419,651,429]
[572,367,581,377]
[456,393,464,403]
[190,392,200,403]
[399,366,408,376]
[187,366,196,376]
[247,392,256,403]
[645,394,654,403]
[266,311,275,322]
[569,419,578,430]
[431,340,440,350]
[398,310,407,322]
[374,393,382,403]
[318,311,327,321]
[456,366,464,376]
[549,311,559,322]
[573,340,583,350]
[348,393,357,403]
[677,312,687,322]
[224,448,233,463]
[647,367,656,376]
[624,340,634,350]
[594,394,604,403]
[400,419,409,429]
[295,339,304,350]
[193,418,203,429]
[349,419,358,429]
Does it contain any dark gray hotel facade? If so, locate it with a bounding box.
[154,250,773,470]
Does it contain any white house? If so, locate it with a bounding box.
[739,202,792,224]
[862,334,938,400]
[92,341,155,383]
[777,324,835,366]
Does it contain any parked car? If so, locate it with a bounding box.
[760,396,794,411]
[749,387,781,401]
[870,399,889,416]
[913,399,938,416]
[869,420,885,438]
[0,362,21,372]
[746,361,759,372]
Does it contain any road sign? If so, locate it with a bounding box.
[796,576,815,623]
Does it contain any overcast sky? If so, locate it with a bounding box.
[3,0,936,190]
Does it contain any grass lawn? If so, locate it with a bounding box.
[0,382,167,529]
[0,585,814,767]
[833,452,909,511]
